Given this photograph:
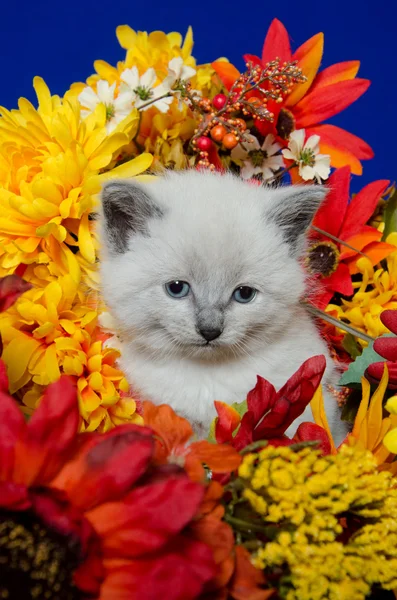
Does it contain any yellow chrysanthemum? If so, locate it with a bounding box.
[0,274,142,431]
[327,234,397,345]
[238,444,397,600]
[0,76,151,283]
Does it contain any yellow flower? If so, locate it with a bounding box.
[327,236,397,345]
[238,444,397,600]
[0,76,151,283]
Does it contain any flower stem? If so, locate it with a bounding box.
[138,93,172,111]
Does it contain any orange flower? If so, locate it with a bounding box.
[213,18,372,174]
[143,401,242,482]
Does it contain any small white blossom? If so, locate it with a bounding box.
[120,66,173,113]
[282,129,331,183]
[78,80,133,134]
[231,134,284,180]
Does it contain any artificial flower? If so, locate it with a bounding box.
[235,444,397,599]
[231,134,284,180]
[365,310,397,387]
[167,56,197,84]
[121,66,173,112]
[142,401,241,482]
[0,376,218,599]
[78,80,134,133]
[282,129,330,182]
[214,355,330,453]
[213,18,373,174]
[308,166,394,308]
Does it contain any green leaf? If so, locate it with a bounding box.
[342,333,362,359]
[339,340,384,387]
[382,188,397,240]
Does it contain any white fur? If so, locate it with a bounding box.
[99,170,349,445]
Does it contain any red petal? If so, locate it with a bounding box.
[310,61,360,91]
[294,79,371,128]
[0,389,26,481]
[0,359,9,392]
[233,412,255,451]
[214,401,241,444]
[312,166,351,237]
[380,310,397,335]
[246,375,277,422]
[53,425,154,510]
[373,336,397,362]
[308,124,373,160]
[254,356,326,438]
[340,179,390,240]
[293,422,331,455]
[261,18,292,65]
[0,275,32,312]
[324,263,354,296]
[0,481,30,510]
[366,361,389,382]
[100,537,216,600]
[13,375,79,487]
[243,54,263,68]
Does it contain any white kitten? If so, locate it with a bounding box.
[98,170,348,445]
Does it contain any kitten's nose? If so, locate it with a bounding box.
[199,328,222,342]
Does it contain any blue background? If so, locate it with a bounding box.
[1,0,395,191]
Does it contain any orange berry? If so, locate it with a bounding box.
[223,133,238,149]
[210,125,227,142]
[234,118,247,131]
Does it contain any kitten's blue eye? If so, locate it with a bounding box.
[165,280,190,298]
[233,286,257,303]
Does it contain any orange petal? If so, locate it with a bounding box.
[211,61,240,91]
[214,401,241,443]
[339,229,382,260]
[287,33,324,106]
[142,401,193,453]
[351,378,370,439]
[318,140,363,175]
[345,241,396,274]
[310,61,360,92]
[189,440,241,473]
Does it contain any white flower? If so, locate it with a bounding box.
[78,80,133,134]
[231,134,284,180]
[282,129,331,183]
[120,66,173,113]
[167,57,196,83]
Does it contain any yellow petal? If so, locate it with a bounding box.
[385,395,397,415]
[78,213,96,264]
[367,365,389,449]
[116,25,137,49]
[310,385,337,453]
[351,377,371,438]
[287,33,324,107]
[2,335,41,390]
[88,372,103,391]
[383,428,397,454]
[45,344,61,382]
[33,77,52,115]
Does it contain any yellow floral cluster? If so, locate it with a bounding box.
[327,233,397,346]
[239,444,397,600]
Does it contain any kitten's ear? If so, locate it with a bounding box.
[264,185,327,256]
[100,179,163,254]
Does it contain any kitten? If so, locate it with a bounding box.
[98,170,348,445]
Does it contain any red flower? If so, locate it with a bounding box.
[214,356,330,454]
[366,310,397,388]
[308,166,393,308]
[143,401,242,482]
[212,18,373,174]
[0,374,217,599]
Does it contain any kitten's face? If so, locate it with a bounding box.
[99,171,325,360]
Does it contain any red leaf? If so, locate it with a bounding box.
[13,376,80,487]
[261,18,292,65]
[0,275,32,312]
[380,310,397,336]
[312,166,351,237]
[254,356,326,439]
[340,179,390,240]
[53,425,154,510]
[294,79,371,128]
[293,422,331,455]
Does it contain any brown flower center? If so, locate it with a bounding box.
[248,149,267,167]
[276,108,296,140]
[0,511,83,599]
[306,241,340,278]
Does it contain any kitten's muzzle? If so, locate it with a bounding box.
[199,328,223,342]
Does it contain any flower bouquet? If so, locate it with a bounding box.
[0,17,397,600]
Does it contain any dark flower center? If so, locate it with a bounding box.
[276,108,296,140]
[134,85,153,101]
[248,149,267,167]
[0,511,83,599]
[306,241,340,278]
